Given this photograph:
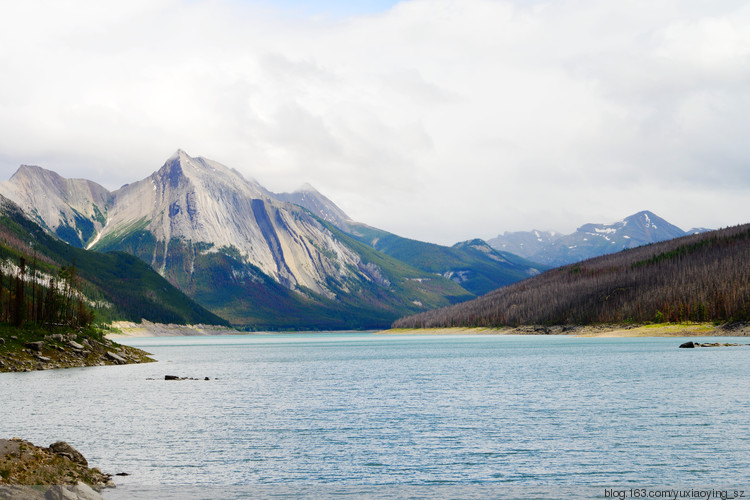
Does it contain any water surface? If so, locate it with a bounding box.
[2,333,748,497]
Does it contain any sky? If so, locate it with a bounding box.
[1,0,748,245]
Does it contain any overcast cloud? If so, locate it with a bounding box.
[0,0,748,245]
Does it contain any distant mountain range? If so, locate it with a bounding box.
[487,211,712,267]
[395,223,750,328]
[0,150,541,329]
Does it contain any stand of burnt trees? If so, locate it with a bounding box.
[394,224,750,328]
[0,256,94,329]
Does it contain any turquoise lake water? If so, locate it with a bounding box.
[2,333,749,499]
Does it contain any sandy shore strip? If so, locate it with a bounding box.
[378,323,749,337]
[106,320,244,338]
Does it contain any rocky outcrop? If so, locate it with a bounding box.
[0,332,154,373]
[679,341,750,348]
[0,438,114,499]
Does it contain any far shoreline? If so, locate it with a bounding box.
[105,321,750,339]
[377,323,750,338]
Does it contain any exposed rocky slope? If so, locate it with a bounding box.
[1,151,470,328]
[0,166,111,248]
[279,183,544,296]
[0,195,227,326]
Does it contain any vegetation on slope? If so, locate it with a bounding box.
[90,218,474,330]
[350,224,545,296]
[0,199,227,326]
[393,224,750,328]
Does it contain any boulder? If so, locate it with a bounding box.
[24,341,44,352]
[106,352,127,364]
[68,341,84,350]
[679,342,695,348]
[44,483,104,500]
[48,441,88,467]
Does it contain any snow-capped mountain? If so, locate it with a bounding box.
[486,230,562,260]
[488,211,699,267]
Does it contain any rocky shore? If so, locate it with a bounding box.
[0,438,113,500]
[0,331,154,373]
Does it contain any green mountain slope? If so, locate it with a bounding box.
[0,197,228,326]
[349,224,545,296]
[394,224,750,328]
[93,220,473,330]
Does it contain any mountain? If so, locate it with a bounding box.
[394,223,750,328]
[277,185,544,297]
[0,195,227,326]
[486,230,561,261]
[1,151,475,329]
[276,183,355,233]
[488,211,698,267]
[0,165,111,248]
[345,225,544,296]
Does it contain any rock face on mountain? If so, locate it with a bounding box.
[0,165,111,247]
[94,150,363,298]
[278,188,544,297]
[276,183,355,234]
[1,151,472,328]
[488,211,701,267]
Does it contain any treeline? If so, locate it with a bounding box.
[393,223,750,328]
[0,255,94,329]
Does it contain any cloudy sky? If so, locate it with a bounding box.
[1,0,748,245]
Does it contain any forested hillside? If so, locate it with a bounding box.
[393,224,750,328]
[0,196,228,326]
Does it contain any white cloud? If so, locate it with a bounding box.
[0,0,748,244]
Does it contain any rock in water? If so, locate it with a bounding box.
[678,342,695,348]
[48,441,88,467]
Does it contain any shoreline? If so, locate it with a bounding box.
[378,323,750,337]
[106,320,244,338]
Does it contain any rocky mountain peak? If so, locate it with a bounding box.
[277,183,353,232]
[489,210,696,267]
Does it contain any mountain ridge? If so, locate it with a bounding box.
[1,150,476,329]
[488,210,707,267]
[395,223,750,328]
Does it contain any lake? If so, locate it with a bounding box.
[2,333,749,499]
